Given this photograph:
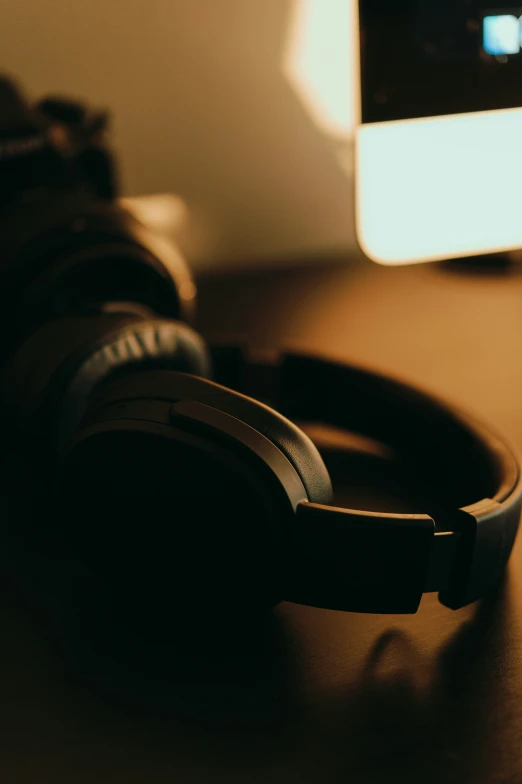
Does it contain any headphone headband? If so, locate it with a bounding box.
[211,345,522,613]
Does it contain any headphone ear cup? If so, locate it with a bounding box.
[3,314,211,454]
[57,370,332,620]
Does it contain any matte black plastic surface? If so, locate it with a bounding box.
[86,370,332,505]
[170,399,308,511]
[62,407,304,611]
[440,489,522,610]
[288,502,435,613]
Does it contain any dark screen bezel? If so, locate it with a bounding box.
[359,0,522,124]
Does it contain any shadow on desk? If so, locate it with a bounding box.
[0,535,516,784]
[304,580,515,784]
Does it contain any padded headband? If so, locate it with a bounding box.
[210,345,522,613]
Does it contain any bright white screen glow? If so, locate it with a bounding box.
[284,1,522,267]
[356,107,522,265]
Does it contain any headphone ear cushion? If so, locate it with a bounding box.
[87,370,333,505]
[3,315,210,453]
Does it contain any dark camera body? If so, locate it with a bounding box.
[0,79,222,627]
[1,79,200,450]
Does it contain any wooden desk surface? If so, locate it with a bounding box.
[3,257,522,783]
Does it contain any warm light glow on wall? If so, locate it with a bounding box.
[284,0,358,138]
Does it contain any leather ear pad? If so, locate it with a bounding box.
[3,314,210,449]
[87,370,333,505]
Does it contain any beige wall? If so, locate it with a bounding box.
[0,0,357,271]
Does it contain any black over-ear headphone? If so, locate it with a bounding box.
[3,208,521,619]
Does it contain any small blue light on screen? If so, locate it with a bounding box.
[483,15,521,55]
